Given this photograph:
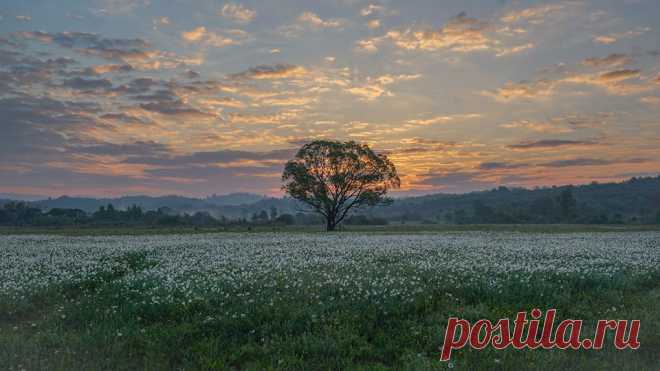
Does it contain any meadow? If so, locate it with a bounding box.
[1,231,659,370]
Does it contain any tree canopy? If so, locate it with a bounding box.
[282,140,400,231]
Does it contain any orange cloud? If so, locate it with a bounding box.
[297,11,344,28]
[407,113,482,126]
[592,27,651,44]
[582,54,632,68]
[181,26,238,48]
[356,12,536,57]
[219,3,256,23]
[500,4,565,24]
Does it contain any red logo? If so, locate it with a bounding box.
[440,309,640,361]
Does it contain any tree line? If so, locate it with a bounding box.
[0,202,301,228]
[2,186,658,228]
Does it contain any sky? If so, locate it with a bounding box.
[0,0,659,198]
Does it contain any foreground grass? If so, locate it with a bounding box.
[1,251,658,370]
[2,223,659,236]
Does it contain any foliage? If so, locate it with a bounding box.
[282,140,400,230]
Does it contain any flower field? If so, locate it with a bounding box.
[1,232,659,370]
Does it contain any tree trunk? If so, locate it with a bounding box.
[326,216,336,231]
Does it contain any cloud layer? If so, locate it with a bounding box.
[0,0,658,196]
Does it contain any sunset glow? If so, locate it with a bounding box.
[1,0,659,197]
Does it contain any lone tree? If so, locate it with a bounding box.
[282,140,400,231]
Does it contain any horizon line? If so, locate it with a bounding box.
[3,174,658,202]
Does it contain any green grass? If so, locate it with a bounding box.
[2,223,659,236]
[1,251,659,370]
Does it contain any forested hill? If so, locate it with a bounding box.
[371,176,660,224]
[2,176,659,225]
[27,193,268,214]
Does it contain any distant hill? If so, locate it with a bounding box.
[370,176,660,224]
[205,193,267,206]
[28,194,293,219]
[9,176,660,224]
[0,193,45,201]
[31,194,269,214]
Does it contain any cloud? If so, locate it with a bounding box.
[417,171,494,192]
[495,42,534,57]
[123,148,295,167]
[407,113,482,126]
[197,97,246,109]
[356,12,535,56]
[343,74,421,101]
[92,0,150,15]
[139,100,217,120]
[367,19,381,29]
[2,4,657,197]
[540,158,645,168]
[130,88,178,102]
[61,77,113,92]
[227,110,302,125]
[162,78,236,98]
[376,74,421,84]
[385,13,494,52]
[219,3,256,23]
[500,113,614,134]
[592,27,651,44]
[181,27,206,42]
[70,141,171,157]
[280,12,346,37]
[113,77,160,95]
[181,26,238,47]
[99,112,152,125]
[346,85,391,100]
[478,161,528,170]
[15,15,32,22]
[0,54,76,89]
[593,35,617,45]
[258,96,317,107]
[500,4,565,24]
[103,78,223,121]
[152,17,170,27]
[500,120,572,134]
[485,68,654,101]
[557,113,615,129]
[0,94,102,165]
[82,64,134,75]
[360,4,384,17]
[641,96,660,105]
[231,64,308,79]
[582,54,632,68]
[562,69,651,95]
[19,30,148,51]
[596,69,640,81]
[355,38,380,53]
[297,11,344,28]
[482,79,557,102]
[18,31,197,70]
[507,139,599,150]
